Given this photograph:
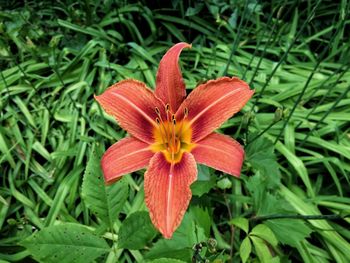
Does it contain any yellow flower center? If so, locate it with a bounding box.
[150,105,195,163]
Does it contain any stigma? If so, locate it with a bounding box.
[151,104,194,164]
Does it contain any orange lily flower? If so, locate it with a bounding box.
[95,43,254,238]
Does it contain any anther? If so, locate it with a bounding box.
[155,107,160,115]
[156,117,161,125]
[165,104,170,112]
[184,107,188,117]
[173,119,176,125]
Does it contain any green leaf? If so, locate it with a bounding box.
[189,206,211,237]
[21,223,109,263]
[246,175,292,216]
[217,177,232,190]
[191,165,215,197]
[265,219,312,247]
[250,236,279,263]
[240,237,252,263]
[81,145,128,227]
[230,217,249,234]
[246,135,281,188]
[197,164,211,181]
[185,3,204,17]
[148,259,187,263]
[228,10,238,28]
[146,213,206,261]
[118,211,157,249]
[250,224,278,247]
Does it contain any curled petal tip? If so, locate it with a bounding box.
[155,43,191,112]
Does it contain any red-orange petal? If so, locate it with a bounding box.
[144,152,197,238]
[176,77,254,142]
[95,79,165,144]
[192,133,244,177]
[155,42,192,112]
[102,137,154,183]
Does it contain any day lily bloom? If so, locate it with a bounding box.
[95,43,254,238]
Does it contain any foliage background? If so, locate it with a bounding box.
[0,0,349,262]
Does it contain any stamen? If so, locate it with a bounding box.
[155,106,164,123]
[156,117,167,147]
[155,107,170,144]
[184,107,188,117]
[177,108,188,139]
[155,107,160,115]
[165,103,171,124]
[171,115,176,152]
[155,107,164,123]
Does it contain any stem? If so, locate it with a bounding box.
[250,214,349,222]
[223,0,249,76]
[223,191,234,263]
[252,0,322,109]
[247,119,281,145]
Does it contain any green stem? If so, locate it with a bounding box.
[250,214,349,222]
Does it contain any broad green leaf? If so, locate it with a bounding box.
[148,259,187,263]
[189,206,211,237]
[185,3,204,16]
[21,223,109,263]
[280,185,350,256]
[246,174,293,216]
[265,219,312,247]
[246,135,281,188]
[228,10,238,28]
[257,192,293,215]
[118,211,157,249]
[240,237,252,263]
[146,213,206,261]
[81,145,128,227]
[250,236,279,263]
[250,224,278,247]
[230,217,249,234]
[191,165,215,197]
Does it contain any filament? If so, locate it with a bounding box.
[171,115,176,150]
[165,104,171,124]
[155,107,170,144]
[177,107,188,139]
[154,105,190,156]
[156,117,168,147]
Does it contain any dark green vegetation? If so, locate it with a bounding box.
[1,0,350,262]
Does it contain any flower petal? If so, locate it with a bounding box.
[144,152,197,238]
[176,77,254,142]
[192,133,244,177]
[102,137,154,183]
[95,79,165,144]
[155,42,192,112]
